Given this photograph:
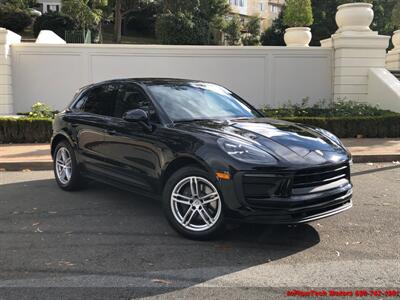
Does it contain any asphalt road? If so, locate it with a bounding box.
[0,163,399,299]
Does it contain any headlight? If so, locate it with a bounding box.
[217,138,277,164]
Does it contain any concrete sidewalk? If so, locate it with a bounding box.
[0,139,399,170]
[0,144,52,171]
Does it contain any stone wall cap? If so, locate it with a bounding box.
[337,3,373,10]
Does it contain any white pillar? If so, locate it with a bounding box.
[0,28,21,115]
[386,30,400,71]
[321,3,390,102]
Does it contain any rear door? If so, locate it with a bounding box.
[65,83,119,175]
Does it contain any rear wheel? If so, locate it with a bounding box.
[163,166,225,239]
[53,141,83,191]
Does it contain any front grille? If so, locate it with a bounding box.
[293,162,350,190]
[291,163,350,199]
[242,162,351,211]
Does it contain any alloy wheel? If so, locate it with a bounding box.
[170,176,222,232]
[55,147,72,185]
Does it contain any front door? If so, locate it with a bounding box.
[102,83,163,193]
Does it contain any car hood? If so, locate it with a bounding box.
[174,118,349,165]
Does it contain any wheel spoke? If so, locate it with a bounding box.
[172,194,191,205]
[65,167,72,180]
[183,208,196,225]
[200,192,219,203]
[190,177,199,197]
[64,157,72,167]
[198,208,212,225]
[200,206,213,223]
[59,168,66,179]
[61,149,68,161]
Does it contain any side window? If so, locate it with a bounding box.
[83,84,118,116]
[73,94,87,111]
[114,84,158,122]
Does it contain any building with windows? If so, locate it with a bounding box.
[229,0,285,30]
[36,0,62,13]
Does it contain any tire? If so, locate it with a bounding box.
[53,140,84,191]
[162,165,226,240]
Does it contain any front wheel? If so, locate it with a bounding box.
[163,166,225,240]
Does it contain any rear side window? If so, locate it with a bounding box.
[81,84,118,116]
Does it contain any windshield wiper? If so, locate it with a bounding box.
[174,118,220,123]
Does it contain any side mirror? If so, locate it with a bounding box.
[123,109,149,123]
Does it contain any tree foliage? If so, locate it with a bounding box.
[1,0,37,9]
[242,15,261,46]
[111,0,149,43]
[156,0,230,45]
[33,12,77,37]
[0,3,32,33]
[155,11,208,44]
[392,1,400,28]
[223,15,242,45]
[283,0,313,27]
[260,10,285,46]
[125,1,161,35]
[61,0,108,30]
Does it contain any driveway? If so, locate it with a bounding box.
[0,163,399,299]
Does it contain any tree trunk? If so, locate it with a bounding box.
[114,0,122,43]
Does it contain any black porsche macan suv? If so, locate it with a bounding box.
[52,78,353,239]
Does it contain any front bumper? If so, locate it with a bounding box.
[237,189,353,224]
[220,162,353,224]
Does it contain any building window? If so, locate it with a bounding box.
[47,4,59,12]
[259,2,264,11]
[269,4,281,14]
[230,0,245,7]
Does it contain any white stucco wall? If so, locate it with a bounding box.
[10,43,333,113]
[367,68,400,112]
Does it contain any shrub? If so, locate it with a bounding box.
[259,100,400,138]
[260,99,396,118]
[283,0,313,27]
[278,115,400,138]
[28,102,55,119]
[223,15,242,45]
[33,12,77,38]
[0,118,53,144]
[0,4,32,33]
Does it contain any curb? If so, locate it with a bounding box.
[352,155,400,163]
[0,161,53,171]
[1,155,399,171]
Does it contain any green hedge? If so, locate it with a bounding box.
[0,118,53,144]
[0,115,399,144]
[279,115,400,138]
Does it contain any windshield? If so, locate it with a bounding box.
[146,82,261,122]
